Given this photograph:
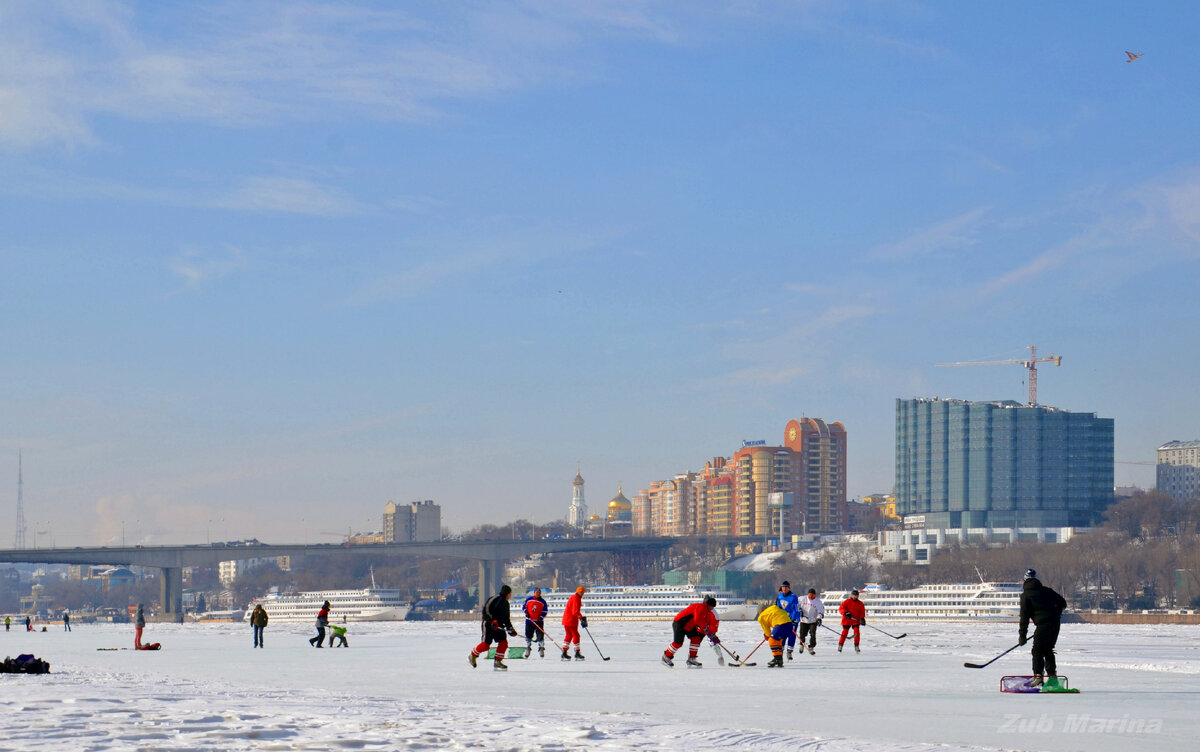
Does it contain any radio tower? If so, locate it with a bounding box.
[15,450,26,549]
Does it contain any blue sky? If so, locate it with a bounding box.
[3,1,1197,546]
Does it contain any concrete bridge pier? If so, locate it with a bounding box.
[477,558,507,600]
[159,566,184,623]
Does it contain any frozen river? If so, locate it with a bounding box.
[2,618,1196,750]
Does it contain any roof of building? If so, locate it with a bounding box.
[1159,440,1200,450]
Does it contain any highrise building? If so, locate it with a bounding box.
[1157,440,1200,500]
[567,466,588,530]
[383,500,442,542]
[634,419,846,538]
[895,398,1113,529]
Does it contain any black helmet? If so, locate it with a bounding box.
[704,595,717,608]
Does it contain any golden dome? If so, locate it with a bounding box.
[606,486,632,521]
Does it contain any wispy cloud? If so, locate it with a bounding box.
[1,165,361,216]
[975,170,1200,297]
[869,206,990,261]
[346,224,625,305]
[0,1,696,151]
[215,176,361,216]
[169,246,248,287]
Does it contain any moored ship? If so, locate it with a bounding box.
[821,582,1023,621]
[244,581,411,623]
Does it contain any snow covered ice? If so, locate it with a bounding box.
[2,620,1197,751]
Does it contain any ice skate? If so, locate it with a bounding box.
[685,657,702,668]
[838,643,843,653]
[468,652,478,668]
[767,656,784,668]
[807,645,815,656]
[574,652,585,661]
[854,644,861,653]
[538,645,545,658]
[662,653,674,667]
[561,649,571,661]
[493,658,507,671]
[1029,675,1044,688]
[786,649,793,661]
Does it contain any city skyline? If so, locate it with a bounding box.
[3,3,1196,545]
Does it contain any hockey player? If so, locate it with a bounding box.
[757,603,796,668]
[837,590,866,653]
[561,586,587,661]
[1018,569,1067,688]
[797,588,825,655]
[469,584,518,671]
[523,588,549,657]
[662,595,720,667]
[776,581,802,660]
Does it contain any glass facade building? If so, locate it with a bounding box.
[895,398,1113,528]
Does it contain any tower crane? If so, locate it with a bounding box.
[937,345,1062,405]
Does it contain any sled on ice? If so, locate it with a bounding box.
[1001,675,1079,693]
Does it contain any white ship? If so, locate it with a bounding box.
[245,573,411,623]
[821,582,1023,622]
[186,608,245,623]
[536,584,759,621]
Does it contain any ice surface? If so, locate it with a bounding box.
[1,620,1196,750]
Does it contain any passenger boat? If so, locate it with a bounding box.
[244,571,411,622]
[186,608,245,623]
[821,582,1023,621]
[535,584,759,621]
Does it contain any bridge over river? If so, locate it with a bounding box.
[0,537,677,622]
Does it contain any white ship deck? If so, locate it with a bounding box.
[821,582,1022,622]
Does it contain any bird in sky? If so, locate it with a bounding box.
[1126,51,1143,63]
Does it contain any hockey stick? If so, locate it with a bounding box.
[530,621,567,654]
[964,643,1021,669]
[857,620,906,640]
[729,637,766,667]
[583,625,611,661]
[713,639,742,666]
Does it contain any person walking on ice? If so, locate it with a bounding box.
[1019,569,1067,688]
[837,590,866,653]
[798,588,824,655]
[469,584,518,671]
[523,588,548,658]
[251,604,268,648]
[561,586,587,661]
[662,595,720,668]
[309,600,330,647]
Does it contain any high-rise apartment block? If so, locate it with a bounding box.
[383,500,442,543]
[1157,440,1200,500]
[895,398,1113,529]
[632,418,847,538]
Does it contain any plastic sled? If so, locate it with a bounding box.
[1001,675,1079,693]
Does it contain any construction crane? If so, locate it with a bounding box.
[937,345,1062,405]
